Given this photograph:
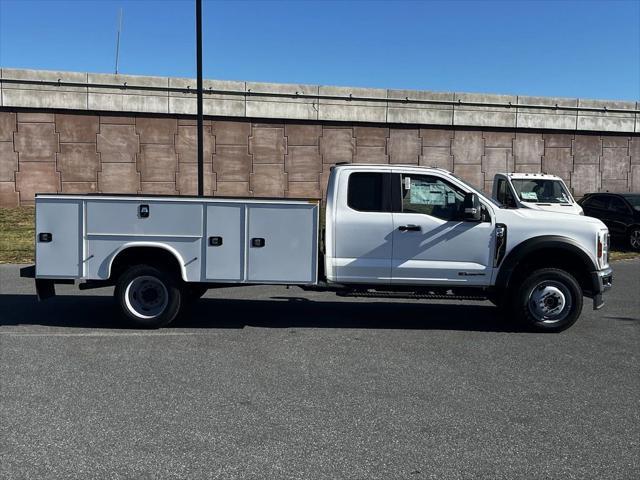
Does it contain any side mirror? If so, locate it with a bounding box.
[463,192,482,222]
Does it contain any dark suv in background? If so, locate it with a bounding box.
[579,193,640,251]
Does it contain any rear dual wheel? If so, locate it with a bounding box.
[115,265,182,328]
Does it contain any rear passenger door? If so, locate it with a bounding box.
[606,196,631,236]
[582,195,609,222]
[333,171,394,284]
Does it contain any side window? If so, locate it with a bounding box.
[496,179,507,204]
[401,174,465,221]
[585,195,606,209]
[347,172,387,212]
[608,197,628,213]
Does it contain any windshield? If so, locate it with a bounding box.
[625,195,640,210]
[511,179,572,204]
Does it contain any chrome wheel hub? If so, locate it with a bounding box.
[528,281,571,323]
[124,276,168,319]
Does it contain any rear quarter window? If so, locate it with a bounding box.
[347,172,385,212]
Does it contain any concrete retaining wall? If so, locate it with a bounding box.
[1,110,639,207]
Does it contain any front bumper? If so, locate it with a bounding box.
[590,266,613,310]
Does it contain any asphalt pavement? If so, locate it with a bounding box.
[0,260,639,479]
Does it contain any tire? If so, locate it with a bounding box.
[114,264,182,328]
[629,227,640,251]
[511,268,583,333]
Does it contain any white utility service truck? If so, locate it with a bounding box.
[492,172,583,215]
[21,164,613,332]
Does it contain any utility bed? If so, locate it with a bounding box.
[34,194,320,285]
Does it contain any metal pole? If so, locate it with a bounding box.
[196,0,204,197]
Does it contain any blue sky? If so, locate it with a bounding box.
[0,0,638,100]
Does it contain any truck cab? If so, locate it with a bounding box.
[492,172,583,215]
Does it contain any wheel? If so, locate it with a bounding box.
[629,227,640,251]
[512,268,583,332]
[114,264,182,328]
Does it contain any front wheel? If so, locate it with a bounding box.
[114,264,182,328]
[512,268,583,332]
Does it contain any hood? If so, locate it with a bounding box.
[497,207,606,228]
[521,202,584,215]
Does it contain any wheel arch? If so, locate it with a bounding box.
[495,236,598,294]
[107,243,188,282]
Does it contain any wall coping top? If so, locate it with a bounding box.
[1,67,638,133]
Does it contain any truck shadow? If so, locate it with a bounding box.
[0,294,520,332]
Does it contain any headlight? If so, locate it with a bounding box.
[597,230,609,269]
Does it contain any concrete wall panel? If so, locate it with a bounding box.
[0,112,16,141]
[420,146,453,171]
[355,146,388,164]
[387,129,421,164]
[213,145,252,182]
[138,144,177,182]
[285,146,322,181]
[249,127,287,164]
[354,127,388,147]
[513,133,544,166]
[0,142,18,182]
[250,164,287,197]
[175,125,215,163]
[319,128,355,164]
[285,124,322,146]
[57,143,99,182]
[176,164,215,196]
[97,125,139,162]
[573,136,601,164]
[452,131,483,164]
[14,123,58,162]
[56,114,99,143]
[212,121,251,145]
[216,181,250,196]
[98,163,139,193]
[15,162,60,203]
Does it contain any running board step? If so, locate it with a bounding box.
[336,290,487,301]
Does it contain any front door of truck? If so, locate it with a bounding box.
[391,173,494,286]
[333,171,394,284]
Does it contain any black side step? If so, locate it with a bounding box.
[336,290,487,301]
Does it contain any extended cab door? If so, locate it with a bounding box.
[332,171,394,284]
[391,172,494,286]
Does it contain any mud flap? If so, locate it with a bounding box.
[35,279,56,301]
[593,293,604,310]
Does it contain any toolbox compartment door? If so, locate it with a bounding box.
[35,198,81,278]
[205,204,244,281]
[246,204,318,283]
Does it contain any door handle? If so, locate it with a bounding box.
[399,224,421,232]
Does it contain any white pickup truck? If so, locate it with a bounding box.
[492,172,583,215]
[21,164,613,332]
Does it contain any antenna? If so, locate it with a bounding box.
[114,8,123,74]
